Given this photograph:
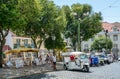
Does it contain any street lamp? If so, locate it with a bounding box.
[52,35,56,55]
[73,12,80,51]
[104,30,108,54]
[73,12,89,51]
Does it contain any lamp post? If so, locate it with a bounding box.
[78,19,80,51]
[52,35,56,55]
[73,12,80,51]
[73,12,89,51]
[105,30,108,54]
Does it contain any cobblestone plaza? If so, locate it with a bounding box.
[14,61,120,79]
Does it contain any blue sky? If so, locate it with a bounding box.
[52,0,120,23]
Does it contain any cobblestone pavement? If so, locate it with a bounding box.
[0,62,63,79]
[16,61,120,79]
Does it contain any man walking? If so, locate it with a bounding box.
[112,47,119,61]
[52,54,57,71]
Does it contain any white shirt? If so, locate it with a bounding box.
[52,56,56,62]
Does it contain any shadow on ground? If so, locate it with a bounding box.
[69,69,92,73]
[14,73,57,79]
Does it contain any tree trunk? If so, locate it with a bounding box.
[0,46,3,68]
[0,23,9,68]
[0,54,2,68]
[0,39,6,68]
[38,40,43,49]
[0,37,6,68]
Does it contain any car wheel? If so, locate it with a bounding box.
[63,65,68,70]
[83,65,89,72]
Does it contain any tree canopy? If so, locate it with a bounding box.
[63,3,103,51]
[0,0,25,68]
[91,36,113,52]
[16,0,66,50]
[0,1,104,68]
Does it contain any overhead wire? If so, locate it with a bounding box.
[100,0,120,21]
[101,0,119,11]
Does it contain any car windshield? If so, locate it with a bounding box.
[79,54,88,59]
[98,55,105,58]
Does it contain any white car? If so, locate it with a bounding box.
[118,56,120,61]
[107,54,114,63]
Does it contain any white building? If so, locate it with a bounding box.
[5,31,14,49]
[81,22,120,55]
[4,31,34,51]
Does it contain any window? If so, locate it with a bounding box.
[84,44,88,49]
[79,54,88,59]
[16,39,20,47]
[24,39,28,46]
[113,44,118,48]
[16,39,20,44]
[31,40,35,48]
[25,52,31,58]
[113,27,119,31]
[113,35,118,41]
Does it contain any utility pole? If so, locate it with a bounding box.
[78,20,80,51]
[73,12,89,52]
[105,30,108,54]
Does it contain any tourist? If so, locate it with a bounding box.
[52,54,57,71]
[45,54,50,64]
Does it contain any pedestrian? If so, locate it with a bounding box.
[112,47,119,61]
[49,53,53,63]
[39,55,43,65]
[52,54,57,71]
[45,54,50,64]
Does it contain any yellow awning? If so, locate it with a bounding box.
[5,48,39,54]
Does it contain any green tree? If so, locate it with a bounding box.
[91,36,113,52]
[62,5,76,50]
[63,3,102,51]
[0,0,25,68]
[17,0,42,48]
[44,2,66,51]
[17,0,66,50]
[45,32,65,50]
[37,0,60,49]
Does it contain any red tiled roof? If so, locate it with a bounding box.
[102,22,120,32]
[102,22,113,32]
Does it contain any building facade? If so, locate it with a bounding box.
[81,22,120,55]
[5,31,34,51]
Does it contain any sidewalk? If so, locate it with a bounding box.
[0,62,64,79]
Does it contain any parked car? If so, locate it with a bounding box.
[103,55,110,64]
[107,54,114,63]
[118,56,120,61]
[89,54,99,67]
[95,53,105,65]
